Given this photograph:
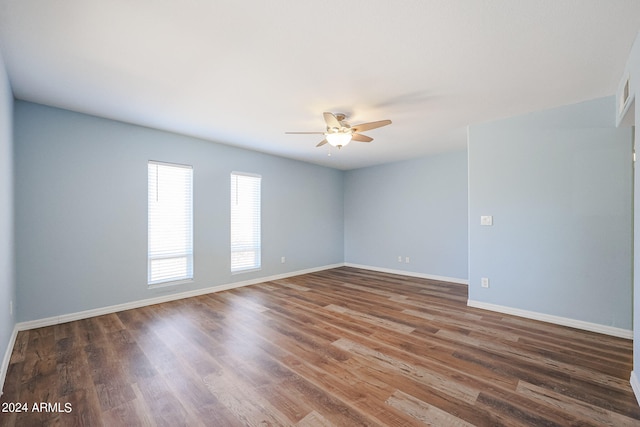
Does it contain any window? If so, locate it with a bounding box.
[148,161,193,286]
[230,172,261,273]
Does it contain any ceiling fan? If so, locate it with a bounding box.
[286,112,392,149]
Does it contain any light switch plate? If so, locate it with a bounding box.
[480,215,493,226]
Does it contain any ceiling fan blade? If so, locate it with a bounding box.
[351,119,392,133]
[285,131,325,134]
[351,133,373,143]
[316,139,328,147]
[323,112,341,129]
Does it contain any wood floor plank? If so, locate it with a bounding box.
[296,410,335,427]
[7,331,29,365]
[386,389,475,427]
[203,369,292,426]
[516,380,640,426]
[2,266,639,426]
[332,337,480,404]
[436,328,632,393]
[324,304,416,334]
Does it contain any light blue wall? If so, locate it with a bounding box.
[468,96,633,330]
[0,50,15,389]
[14,101,344,322]
[344,151,468,281]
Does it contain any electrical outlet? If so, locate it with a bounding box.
[405,257,410,263]
[481,277,489,288]
[398,256,402,262]
[281,256,286,264]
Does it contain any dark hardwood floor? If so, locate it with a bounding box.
[1,267,639,426]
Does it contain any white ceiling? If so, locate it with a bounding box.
[1,1,639,170]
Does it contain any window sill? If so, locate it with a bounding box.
[148,278,194,290]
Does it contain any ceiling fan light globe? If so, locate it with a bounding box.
[326,132,352,148]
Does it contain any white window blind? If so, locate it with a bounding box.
[148,161,193,285]
[230,172,261,273]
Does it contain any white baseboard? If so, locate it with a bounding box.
[344,263,468,285]
[0,325,18,397]
[16,263,344,332]
[467,299,633,339]
[631,371,640,407]
[15,263,467,332]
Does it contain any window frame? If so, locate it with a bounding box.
[230,171,262,274]
[147,160,194,287]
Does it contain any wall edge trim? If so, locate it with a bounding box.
[0,325,18,397]
[631,371,640,407]
[467,299,632,339]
